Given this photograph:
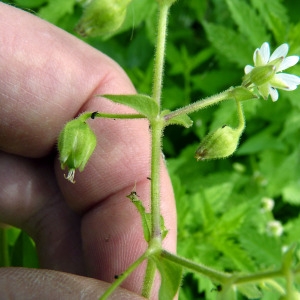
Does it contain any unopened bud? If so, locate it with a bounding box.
[58,117,97,183]
[195,125,242,160]
[76,0,131,37]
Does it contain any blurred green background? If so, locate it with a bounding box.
[1,0,300,299]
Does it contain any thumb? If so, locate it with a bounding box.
[0,267,145,300]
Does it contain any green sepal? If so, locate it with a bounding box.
[162,110,193,128]
[101,94,159,120]
[127,192,168,242]
[229,86,258,101]
[152,256,183,300]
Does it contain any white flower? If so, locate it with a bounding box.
[267,220,283,237]
[243,42,300,101]
[260,197,274,213]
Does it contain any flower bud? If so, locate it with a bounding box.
[58,118,97,183]
[76,0,131,37]
[242,65,275,88]
[195,125,242,160]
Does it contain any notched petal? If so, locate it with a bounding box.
[278,56,299,72]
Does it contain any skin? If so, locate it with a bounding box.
[0,3,176,299]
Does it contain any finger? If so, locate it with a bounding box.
[0,152,85,275]
[0,267,145,300]
[0,2,135,157]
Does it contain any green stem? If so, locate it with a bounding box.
[142,259,157,298]
[235,99,245,132]
[161,250,230,283]
[99,253,147,300]
[164,88,233,121]
[150,120,164,242]
[152,3,170,105]
[232,269,283,285]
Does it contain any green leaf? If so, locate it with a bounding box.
[250,0,289,44]
[239,228,282,268]
[163,110,193,128]
[10,231,39,268]
[283,181,300,205]
[15,0,47,8]
[237,283,262,299]
[127,192,168,242]
[226,0,269,47]
[102,94,159,120]
[202,22,253,68]
[37,0,76,24]
[127,192,151,242]
[153,257,183,300]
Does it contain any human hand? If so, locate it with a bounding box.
[0,3,176,299]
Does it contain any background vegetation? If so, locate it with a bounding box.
[1,0,300,299]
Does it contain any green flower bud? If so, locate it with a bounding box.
[58,118,97,183]
[242,65,275,88]
[195,125,242,160]
[76,0,131,37]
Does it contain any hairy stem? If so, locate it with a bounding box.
[99,253,147,300]
[164,88,233,121]
[152,3,170,105]
[161,250,230,283]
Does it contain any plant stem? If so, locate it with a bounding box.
[152,3,170,105]
[161,250,230,283]
[142,259,156,298]
[141,3,171,296]
[99,253,147,300]
[150,120,164,242]
[232,269,283,285]
[164,88,233,121]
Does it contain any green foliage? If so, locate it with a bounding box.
[153,256,183,300]
[102,94,159,120]
[3,0,300,299]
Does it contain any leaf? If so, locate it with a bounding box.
[127,192,151,242]
[15,0,47,8]
[226,0,269,47]
[202,22,253,68]
[127,192,168,242]
[237,283,262,299]
[37,0,76,24]
[250,0,289,44]
[163,110,193,128]
[283,181,300,205]
[10,231,39,268]
[239,228,282,268]
[153,257,183,300]
[102,94,159,120]
[107,0,158,38]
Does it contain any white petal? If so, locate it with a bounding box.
[278,56,299,71]
[244,65,253,74]
[269,87,278,101]
[276,73,300,90]
[260,42,270,64]
[269,43,288,62]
